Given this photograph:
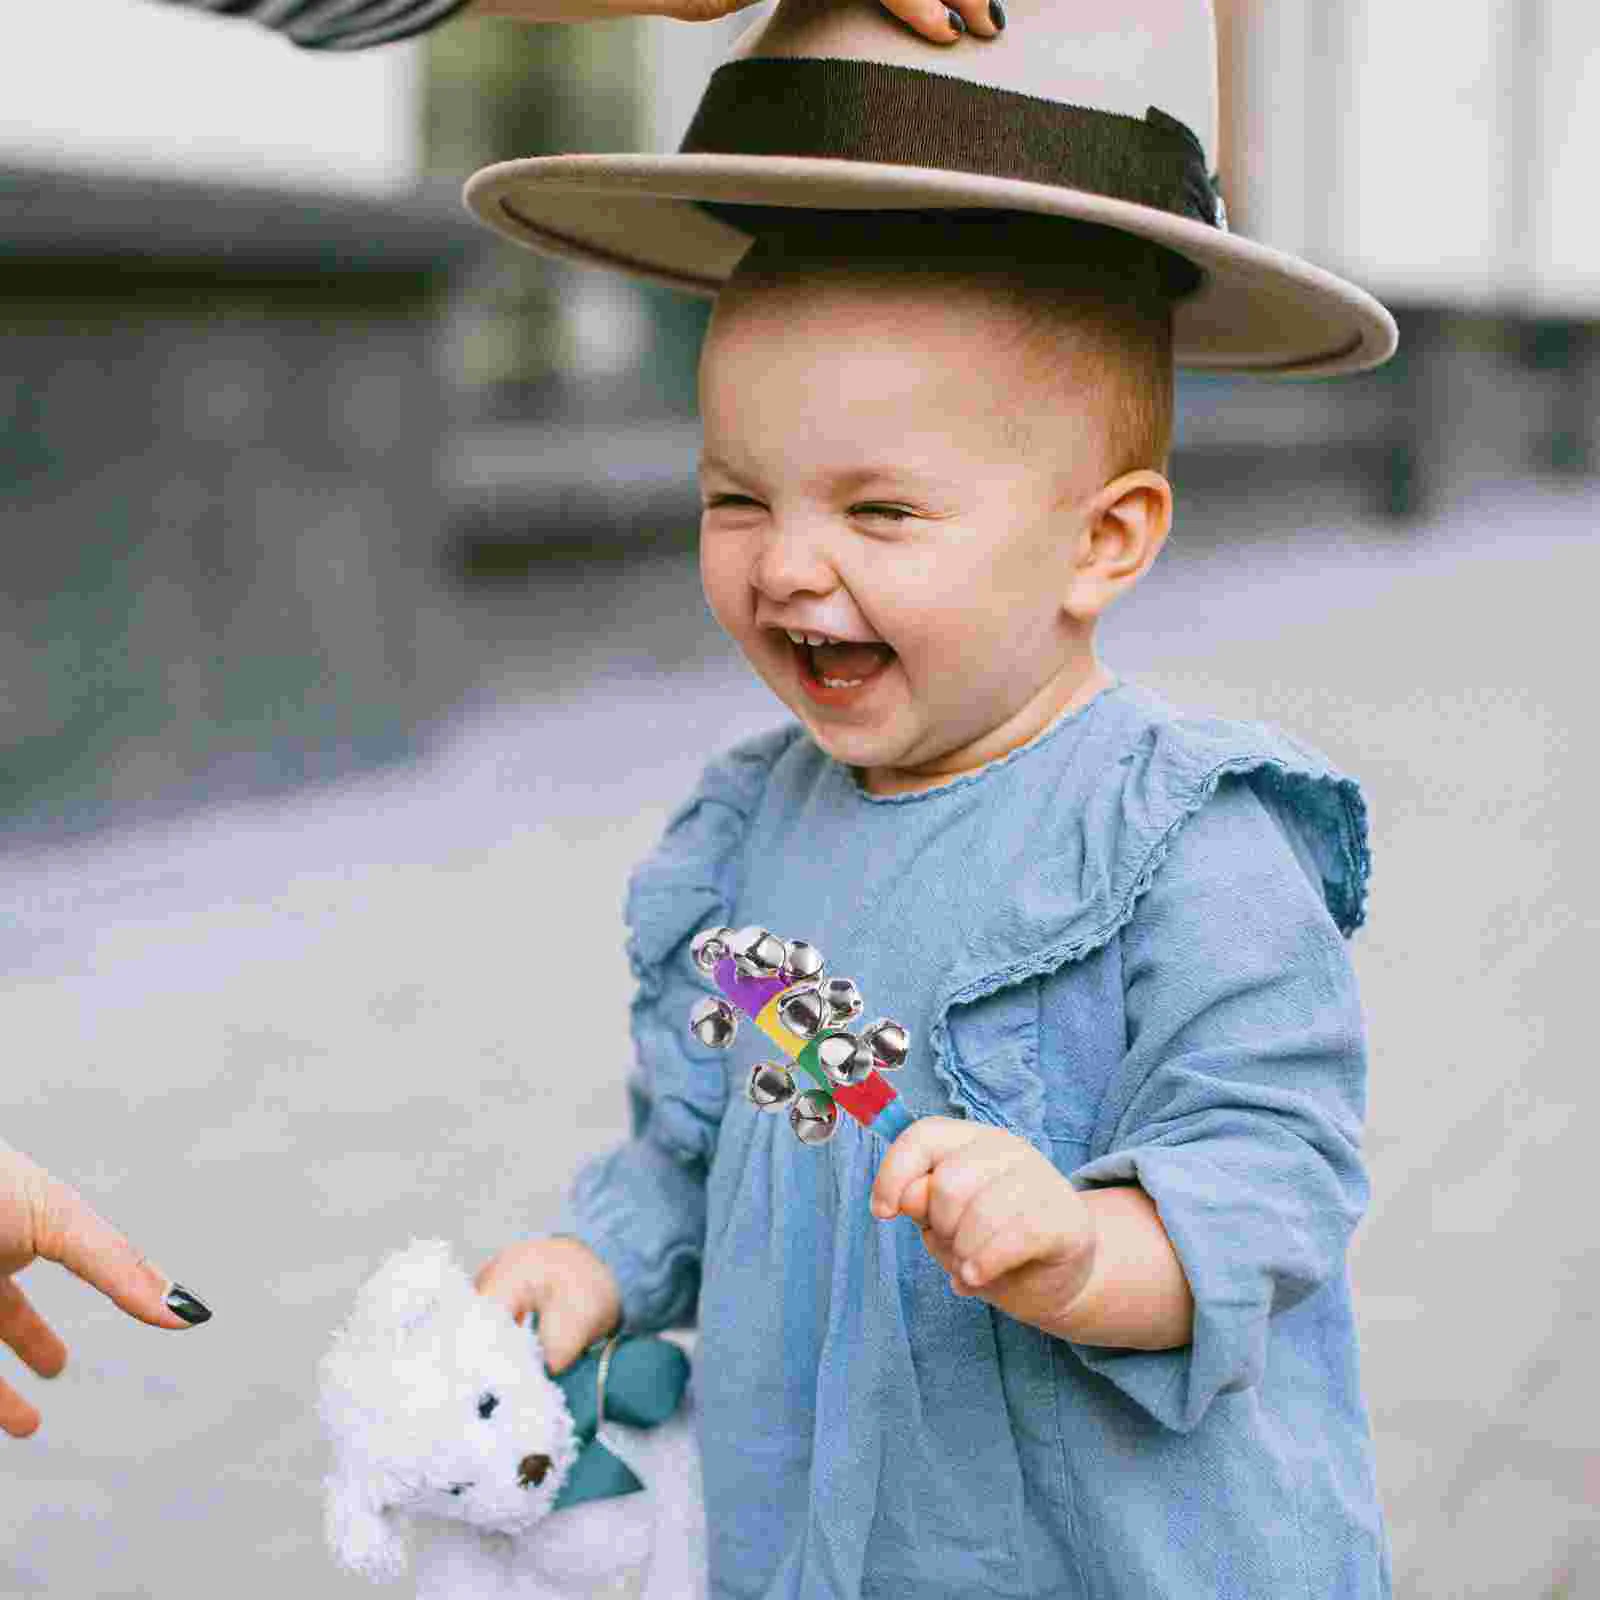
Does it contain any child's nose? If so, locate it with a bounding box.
[751,520,838,602]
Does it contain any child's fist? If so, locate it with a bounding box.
[870,1118,1098,1336]
[474,1236,621,1374]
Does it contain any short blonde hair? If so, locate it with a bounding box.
[711,211,1183,478]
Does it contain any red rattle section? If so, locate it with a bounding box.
[831,1070,898,1125]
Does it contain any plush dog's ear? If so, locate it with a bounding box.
[325,1467,408,1580]
[371,1237,466,1339]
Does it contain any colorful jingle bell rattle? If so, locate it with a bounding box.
[686,926,915,1148]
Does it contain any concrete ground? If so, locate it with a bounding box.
[1,473,1594,1597]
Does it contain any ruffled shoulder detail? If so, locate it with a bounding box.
[625,724,801,973]
[932,683,1370,1035]
[622,725,802,1163]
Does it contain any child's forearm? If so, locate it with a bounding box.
[1044,1186,1193,1351]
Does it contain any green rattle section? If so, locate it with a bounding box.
[794,1033,848,1098]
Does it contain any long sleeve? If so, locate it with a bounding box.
[153,0,470,50]
[1066,774,1370,1432]
[560,728,795,1333]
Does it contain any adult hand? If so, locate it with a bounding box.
[0,1140,211,1439]
[472,0,1004,47]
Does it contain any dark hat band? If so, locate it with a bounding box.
[680,58,1224,230]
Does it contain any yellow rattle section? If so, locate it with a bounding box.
[753,992,803,1059]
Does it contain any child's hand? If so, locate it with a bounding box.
[474,1236,622,1374]
[870,1118,1098,1337]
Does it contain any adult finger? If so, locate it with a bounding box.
[33,1175,207,1330]
[870,1117,983,1220]
[875,0,1004,46]
[0,1278,67,1381]
[0,1373,41,1439]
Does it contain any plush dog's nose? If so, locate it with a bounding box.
[518,1453,552,1488]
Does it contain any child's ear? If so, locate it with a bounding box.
[1061,469,1172,623]
[325,1469,409,1579]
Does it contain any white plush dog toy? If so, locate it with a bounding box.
[318,1239,705,1600]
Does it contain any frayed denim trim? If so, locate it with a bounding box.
[926,748,1370,1131]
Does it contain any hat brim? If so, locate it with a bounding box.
[465,152,1397,379]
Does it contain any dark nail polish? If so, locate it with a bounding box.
[988,0,1006,28]
[946,7,966,32]
[165,1284,212,1326]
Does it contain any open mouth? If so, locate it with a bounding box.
[781,629,897,694]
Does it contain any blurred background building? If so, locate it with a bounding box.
[4,0,1597,837]
[1,3,1595,1597]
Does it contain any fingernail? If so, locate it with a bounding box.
[961,1262,980,1285]
[165,1284,212,1326]
[988,0,1006,28]
[946,7,967,32]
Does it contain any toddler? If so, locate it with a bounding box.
[476,213,1386,1599]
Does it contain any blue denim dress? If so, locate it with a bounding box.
[563,681,1389,1599]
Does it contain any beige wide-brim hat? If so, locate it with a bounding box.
[465,0,1397,377]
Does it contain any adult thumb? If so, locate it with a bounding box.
[35,1172,211,1330]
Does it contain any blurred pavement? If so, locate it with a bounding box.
[1,474,1595,1598]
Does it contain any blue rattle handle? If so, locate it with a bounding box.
[871,1097,915,1143]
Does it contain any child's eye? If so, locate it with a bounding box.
[477,1392,499,1419]
[850,504,915,523]
[703,494,761,511]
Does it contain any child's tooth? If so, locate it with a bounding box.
[786,629,805,643]
[806,633,827,646]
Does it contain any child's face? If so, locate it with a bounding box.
[698,277,1118,795]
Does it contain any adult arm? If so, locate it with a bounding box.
[157,0,997,51]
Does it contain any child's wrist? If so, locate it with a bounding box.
[1041,1187,1193,1351]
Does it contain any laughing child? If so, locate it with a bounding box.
[463,0,1393,1591]
[473,210,1388,1599]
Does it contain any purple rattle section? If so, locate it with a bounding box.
[714,955,789,1020]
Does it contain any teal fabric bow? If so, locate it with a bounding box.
[546,1334,690,1512]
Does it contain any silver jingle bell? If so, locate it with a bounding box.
[690,925,735,976]
[820,976,864,1026]
[816,1031,876,1088]
[776,982,829,1041]
[747,1061,797,1111]
[789,1089,839,1146]
[780,939,825,984]
[861,1018,911,1072]
[688,995,738,1049]
[731,925,786,979]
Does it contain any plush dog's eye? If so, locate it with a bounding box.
[477,1392,499,1419]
